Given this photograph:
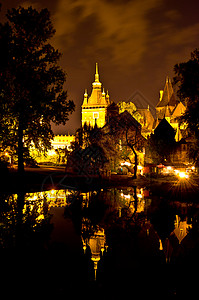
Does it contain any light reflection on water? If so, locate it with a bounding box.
[1,187,199,296]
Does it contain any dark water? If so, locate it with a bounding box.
[1,186,199,297]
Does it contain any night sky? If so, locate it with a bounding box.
[1,0,199,134]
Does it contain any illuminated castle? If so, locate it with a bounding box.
[155,77,186,141]
[81,63,110,128]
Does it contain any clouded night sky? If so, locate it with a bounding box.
[1,0,199,134]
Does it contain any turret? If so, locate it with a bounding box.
[106,90,110,104]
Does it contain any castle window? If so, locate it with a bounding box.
[93,112,99,119]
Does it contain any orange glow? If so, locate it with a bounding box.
[178,172,189,179]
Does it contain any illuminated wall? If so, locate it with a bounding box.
[51,135,75,150]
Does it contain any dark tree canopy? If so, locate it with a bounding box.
[174,49,199,138]
[174,49,199,164]
[0,6,75,173]
[174,49,199,103]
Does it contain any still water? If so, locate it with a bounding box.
[1,186,199,297]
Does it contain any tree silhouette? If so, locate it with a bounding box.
[174,48,199,164]
[0,6,75,175]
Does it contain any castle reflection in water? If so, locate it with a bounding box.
[2,186,197,281]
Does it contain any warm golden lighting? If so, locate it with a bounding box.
[120,192,131,199]
[178,171,189,179]
[174,169,179,175]
[121,161,131,167]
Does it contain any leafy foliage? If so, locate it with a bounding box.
[0,6,75,172]
[174,49,199,164]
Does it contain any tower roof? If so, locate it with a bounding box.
[156,77,177,108]
[82,63,109,107]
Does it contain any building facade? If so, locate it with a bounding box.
[81,63,110,128]
[51,135,75,150]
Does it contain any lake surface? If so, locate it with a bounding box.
[1,185,199,297]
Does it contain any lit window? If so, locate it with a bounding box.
[93,112,99,119]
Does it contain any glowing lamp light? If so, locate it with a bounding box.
[178,172,189,179]
[120,193,131,199]
[48,189,56,198]
[121,161,131,167]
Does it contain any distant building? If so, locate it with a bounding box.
[117,101,155,138]
[155,77,186,141]
[51,135,75,150]
[81,63,110,128]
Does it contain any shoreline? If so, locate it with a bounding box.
[1,168,199,201]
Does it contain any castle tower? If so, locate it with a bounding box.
[81,63,110,128]
[156,77,177,120]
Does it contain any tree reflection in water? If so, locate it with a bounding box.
[0,192,52,251]
[0,187,199,297]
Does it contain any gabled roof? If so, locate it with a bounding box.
[156,77,178,108]
[102,110,142,135]
[82,63,109,107]
[154,117,175,137]
[119,110,142,130]
[172,102,186,118]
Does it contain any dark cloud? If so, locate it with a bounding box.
[53,0,163,66]
[1,0,199,134]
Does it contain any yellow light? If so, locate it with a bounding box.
[48,189,56,198]
[120,193,131,199]
[48,150,56,156]
[121,161,131,166]
[138,165,143,170]
[178,172,189,179]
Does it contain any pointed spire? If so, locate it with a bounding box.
[83,88,88,104]
[106,90,110,104]
[95,62,99,82]
[92,63,101,89]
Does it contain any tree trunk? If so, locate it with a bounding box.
[133,148,138,179]
[18,117,24,176]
